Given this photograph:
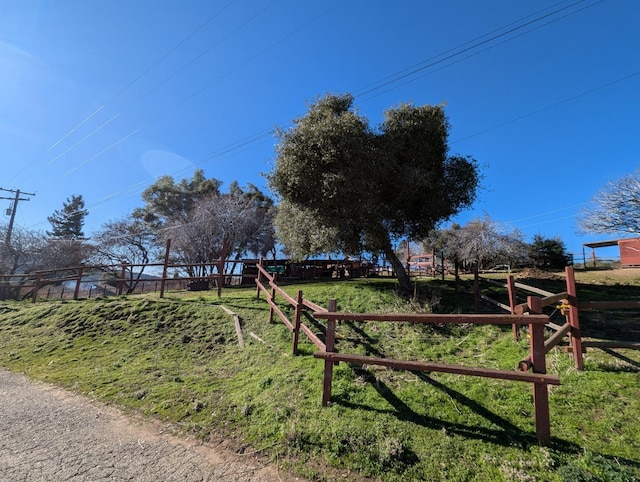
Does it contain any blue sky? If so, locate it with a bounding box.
[2,0,639,261]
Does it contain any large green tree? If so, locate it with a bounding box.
[269,93,480,294]
[274,200,341,261]
[47,194,88,239]
[137,169,221,226]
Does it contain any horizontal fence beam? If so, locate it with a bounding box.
[268,279,297,306]
[314,352,560,385]
[313,312,549,326]
[303,299,328,313]
[578,300,640,310]
[300,324,326,351]
[480,294,511,312]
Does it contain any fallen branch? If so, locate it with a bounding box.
[249,331,266,344]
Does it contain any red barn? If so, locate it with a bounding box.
[618,238,640,267]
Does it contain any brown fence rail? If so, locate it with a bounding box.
[254,261,328,354]
[312,308,558,446]
[252,265,561,445]
[481,266,640,371]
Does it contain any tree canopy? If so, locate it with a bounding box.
[137,169,221,226]
[528,234,571,270]
[269,93,480,294]
[47,194,88,239]
[579,170,640,236]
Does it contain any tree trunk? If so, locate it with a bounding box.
[382,243,412,296]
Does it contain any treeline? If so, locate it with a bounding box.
[1,94,575,300]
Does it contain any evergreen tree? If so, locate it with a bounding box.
[47,194,88,239]
[528,234,571,270]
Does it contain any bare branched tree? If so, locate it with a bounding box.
[445,216,528,271]
[90,214,158,293]
[0,224,88,299]
[579,170,640,236]
[159,187,275,278]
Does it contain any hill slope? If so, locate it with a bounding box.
[0,277,639,481]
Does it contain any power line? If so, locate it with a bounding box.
[34,0,586,188]
[128,0,279,110]
[53,38,638,232]
[54,1,343,183]
[451,69,640,144]
[356,0,604,103]
[42,0,283,181]
[18,1,627,233]
[9,1,238,186]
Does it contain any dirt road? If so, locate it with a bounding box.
[0,369,294,481]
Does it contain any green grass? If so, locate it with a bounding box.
[0,276,639,481]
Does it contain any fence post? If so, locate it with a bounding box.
[73,266,84,300]
[528,296,551,445]
[159,239,171,299]
[473,262,480,312]
[217,261,223,298]
[268,273,277,324]
[117,264,126,296]
[292,290,303,355]
[506,275,519,340]
[322,299,338,407]
[565,265,584,370]
[32,271,42,303]
[256,258,263,300]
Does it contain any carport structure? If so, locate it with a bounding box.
[582,237,640,268]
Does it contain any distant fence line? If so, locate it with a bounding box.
[0,258,259,302]
[0,255,384,302]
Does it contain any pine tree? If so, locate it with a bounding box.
[47,194,88,239]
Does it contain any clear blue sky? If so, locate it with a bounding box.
[2,0,639,260]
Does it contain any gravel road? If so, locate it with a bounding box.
[0,369,295,481]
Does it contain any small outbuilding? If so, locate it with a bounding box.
[582,237,640,268]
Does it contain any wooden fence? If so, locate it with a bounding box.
[482,266,640,371]
[254,261,328,354]
[254,262,560,445]
[0,260,230,303]
[1,256,255,303]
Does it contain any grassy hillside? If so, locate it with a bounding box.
[0,275,639,481]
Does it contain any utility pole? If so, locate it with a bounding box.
[1,188,35,249]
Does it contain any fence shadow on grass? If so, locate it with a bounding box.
[332,366,640,476]
[331,364,539,448]
[333,376,537,448]
[590,348,640,371]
